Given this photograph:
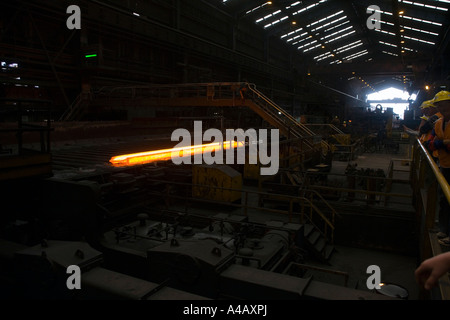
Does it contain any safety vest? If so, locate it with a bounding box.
[434,117,450,168]
[421,112,442,158]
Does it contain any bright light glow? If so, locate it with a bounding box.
[367,87,417,119]
[110,141,244,167]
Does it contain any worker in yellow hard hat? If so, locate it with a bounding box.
[425,90,450,245]
[418,100,442,144]
[403,99,440,139]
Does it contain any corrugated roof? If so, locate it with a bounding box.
[220,0,450,96]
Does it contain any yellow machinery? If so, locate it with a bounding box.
[192,164,242,203]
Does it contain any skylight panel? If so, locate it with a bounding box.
[264,16,289,28]
[398,0,448,12]
[306,10,344,28]
[382,50,399,57]
[401,25,439,36]
[373,9,393,16]
[323,30,356,44]
[292,0,329,16]
[343,49,369,61]
[303,44,322,53]
[315,53,335,62]
[247,2,273,16]
[314,51,333,60]
[323,20,351,33]
[402,35,435,45]
[281,27,304,39]
[377,10,443,26]
[400,14,442,26]
[256,10,282,23]
[320,26,353,41]
[335,40,364,54]
[374,29,397,36]
[310,16,348,32]
[298,39,318,50]
[375,20,395,27]
[379,41,398,47]
[286,2,302,9]
[291,34,312,46]
[286,32,308,43]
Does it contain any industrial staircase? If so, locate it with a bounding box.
[244,83,330,158]
[245,83,318,141]
[303,223,335,264]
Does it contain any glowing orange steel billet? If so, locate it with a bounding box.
[109,141,244,167]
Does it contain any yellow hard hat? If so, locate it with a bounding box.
[433,90,450,104]
[420,100,435,109]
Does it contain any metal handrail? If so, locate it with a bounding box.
[247,83,316,137]
[417,138,450,204]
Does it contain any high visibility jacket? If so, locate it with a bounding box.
[421,113,442,158]
[429,117,450,168]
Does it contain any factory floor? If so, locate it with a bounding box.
[239,145,421,300]
[10,131,422,300]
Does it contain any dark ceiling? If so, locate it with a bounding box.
[215,0,450,98]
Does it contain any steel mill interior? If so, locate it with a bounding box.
[1,0,450,302]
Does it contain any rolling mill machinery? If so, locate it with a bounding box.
[0,84,397,300]
[0,148,394,300]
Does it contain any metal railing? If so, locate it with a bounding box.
[411,138,450,299]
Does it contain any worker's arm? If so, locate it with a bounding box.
[403,125,419,137]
